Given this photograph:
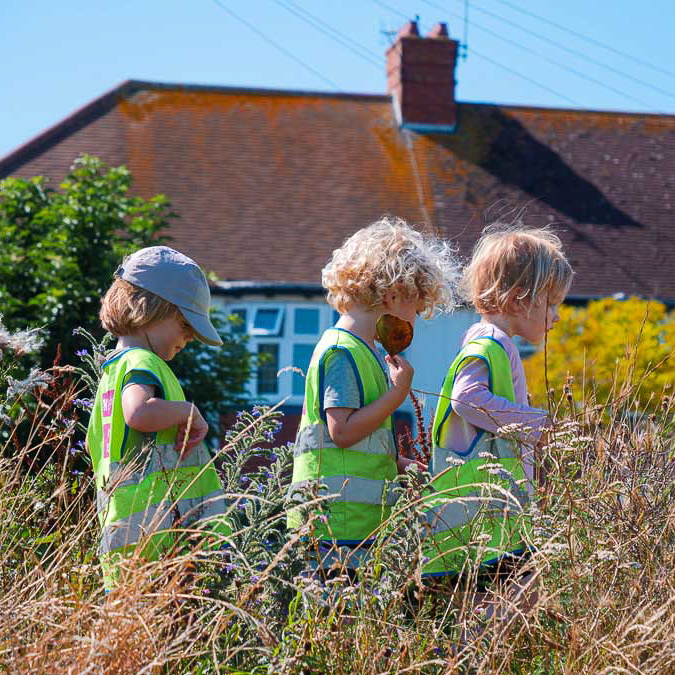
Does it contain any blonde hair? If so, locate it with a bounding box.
[100,278,180,336]
[463,224,574,314]
[322,216,460,319]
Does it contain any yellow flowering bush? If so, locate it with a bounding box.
[525,296,675,411]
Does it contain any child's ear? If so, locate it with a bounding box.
[508,287,530,315]
[382,288,397,309]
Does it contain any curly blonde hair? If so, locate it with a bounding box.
[322,217,460,319]
[99,278,181,336]
[462,224,574,314]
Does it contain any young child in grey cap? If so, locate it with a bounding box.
[86,246,231,590]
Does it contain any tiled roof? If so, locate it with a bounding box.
[2,80,675,302]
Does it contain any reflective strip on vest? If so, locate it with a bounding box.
[423,491,527,535]
[432,436,519,472]
[99,488,228,553]
[293,424,395,458]
[97,444,213,514]
[288,475,398,507]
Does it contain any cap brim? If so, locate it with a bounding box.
[179,307,223,347]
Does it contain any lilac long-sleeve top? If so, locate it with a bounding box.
[444,321,549,493]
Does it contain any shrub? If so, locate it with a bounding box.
[525,296,675,413]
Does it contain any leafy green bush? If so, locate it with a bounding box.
[0,155,254,444]
[0,155,172,366]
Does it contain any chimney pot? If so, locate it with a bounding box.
[427,22,449,39]
[397,20,420,38]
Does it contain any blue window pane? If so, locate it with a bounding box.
[294,308,319,335]
[292,344,314,396]
[229,308,246,334]
[257,344,279,395]
[333,310,340,325]
[254,308,281,333]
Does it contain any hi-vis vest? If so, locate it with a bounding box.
[286,328,398,543]
[422,337,531,577]
[87,348,231,589]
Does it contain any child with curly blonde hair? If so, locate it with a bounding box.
[422,224,573,630]
[287,216,460,576]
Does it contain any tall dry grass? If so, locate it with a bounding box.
[1,325,674,674]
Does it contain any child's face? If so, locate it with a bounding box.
[513,292,562,344]
[145,315,196,361]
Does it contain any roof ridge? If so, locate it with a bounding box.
[0,80,390,177]
[3,79,674,180]
[462,99,675,120]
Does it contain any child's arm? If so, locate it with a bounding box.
[326,354,413,448]
[452,358,549,491]
[122,383,208,453]
[451,359,548,439]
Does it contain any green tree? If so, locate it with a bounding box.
[0,154,173,364]
[524,296,675,412]
[0,155,252,438]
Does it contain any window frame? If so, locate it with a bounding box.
[223,301,334,405]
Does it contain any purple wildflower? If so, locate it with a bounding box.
[72,398,93,410]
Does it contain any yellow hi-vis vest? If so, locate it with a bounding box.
[286,328,398,544]
[422,336,531,577]
[87,347,231,589]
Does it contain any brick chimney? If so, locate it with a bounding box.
[386,21,459,132]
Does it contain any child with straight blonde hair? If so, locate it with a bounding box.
[287,216,460,577]
[87,246,231,589]
[422,224,573,615]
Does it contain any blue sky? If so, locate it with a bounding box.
[1,0,674,159]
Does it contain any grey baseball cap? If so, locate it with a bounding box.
[115,246,223,347]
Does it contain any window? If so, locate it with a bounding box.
[224,301,336,402]
[252,308,284,336]
[294,307,319,335]
[292,344,314,395]
[229,308,247,334]
[257,344,279,394]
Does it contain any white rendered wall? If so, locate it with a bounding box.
[403,308,479,428]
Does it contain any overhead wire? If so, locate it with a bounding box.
[422,0,662,112]
[210,0,340,91]
[270,0,384,70]
[432,0,675,104]
[490,0,675,81]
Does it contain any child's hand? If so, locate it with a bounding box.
[397,455,427,473]
[176,404,208,457]
[386,353,414,393]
